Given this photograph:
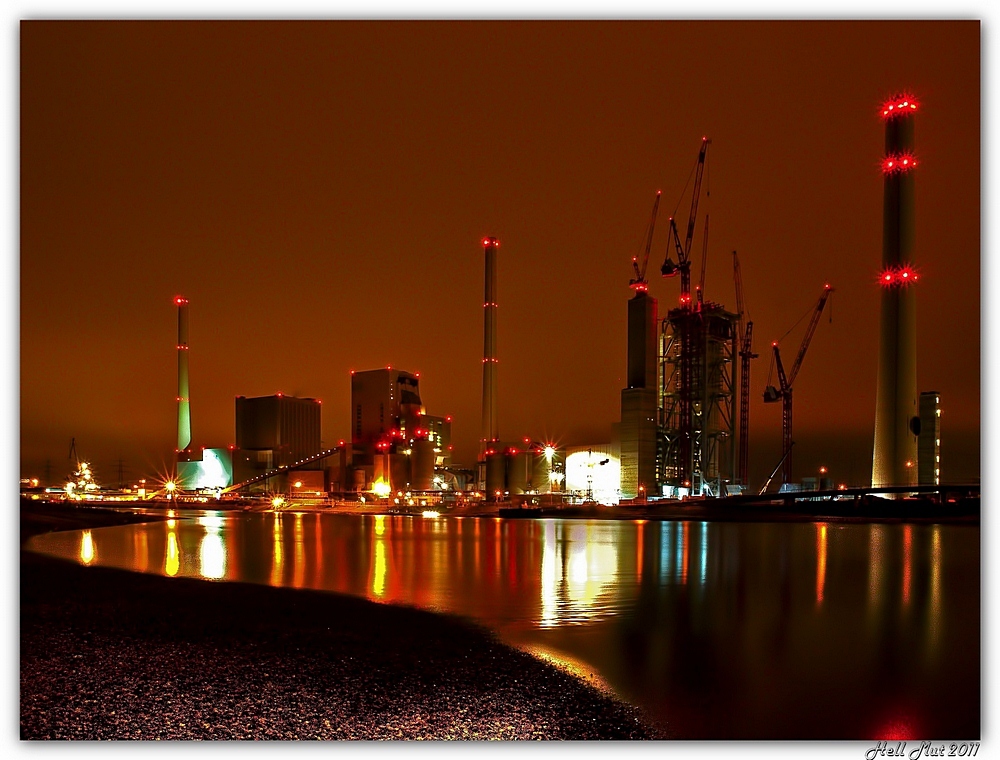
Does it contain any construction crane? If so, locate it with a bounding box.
[661,137,711,308]
[763,284,834,488]
[629,190,661,293]
[732,251,757,488]
[696,215,710,306]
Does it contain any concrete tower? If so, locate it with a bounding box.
[175,295,193,461]
[620,290,658,499]
[872,94,920,488]
[480,237,499,454]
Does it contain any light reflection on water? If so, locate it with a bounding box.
[26,512,978,739]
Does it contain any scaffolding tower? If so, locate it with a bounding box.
[658,302,738,496]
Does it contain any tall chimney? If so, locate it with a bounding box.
[175,295,192,461]
[480,237,499,454]
[872,93,919,488]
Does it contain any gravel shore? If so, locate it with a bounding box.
[20,503,662,740]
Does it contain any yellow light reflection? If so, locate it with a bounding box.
[816,524,828,606]
[271,514,283,586]
[929,526,941,651]
[867,524,885,617]
[372,540,387,598]
[374,515,385,537]
[293,513,305,589]
[135,527,149,573]
[165,531,179,577]
[636,520,644,580]
[80,530,95,565]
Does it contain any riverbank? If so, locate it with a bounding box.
[20,502,662,740]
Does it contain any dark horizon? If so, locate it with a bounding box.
[20,21,981,488]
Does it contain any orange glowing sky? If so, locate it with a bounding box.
[19,20,980,486]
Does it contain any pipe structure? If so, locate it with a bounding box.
[872,94,920,488]
[175,296,192,460]
[480,237,499,455]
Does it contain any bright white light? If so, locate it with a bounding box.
[565,450,621,504]
[199,532,226,579]
[421,510,440,518]
[372,480,391,497]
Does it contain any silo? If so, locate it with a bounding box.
[411,440,435,491]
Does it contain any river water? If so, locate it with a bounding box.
[25,511,979,739]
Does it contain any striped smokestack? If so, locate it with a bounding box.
[175,295,192,461]
[872,93,919,488]
[480,237,499,454]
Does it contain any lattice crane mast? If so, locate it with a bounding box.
[763,284,834,487]
[733,251,757,487]
[661,137,710,308]
[629,190,661,293]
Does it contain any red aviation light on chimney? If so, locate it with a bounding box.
[878,264,921,287]
[174,296,188,305]
[882,153,918,174]
[880,93,919,118]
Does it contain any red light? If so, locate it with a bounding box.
[880,94,919,119]
[879,264,920,288]
[338,440,345,446]
[771,341,778,347]
[228,445,235,450]
[445,416,452,422]
[276,392,283,398]
[881,152,917,174]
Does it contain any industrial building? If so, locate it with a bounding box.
[619,140,742,499]
[918,391,941,485]
[658,302,738,497]
[350,367,451,494]
[232,393,325,492]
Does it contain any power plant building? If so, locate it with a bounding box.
[918,391,941,485]
[350,368,447,492]
[232,394,323,489]
[659,302,738,497]
[620,290,658,499]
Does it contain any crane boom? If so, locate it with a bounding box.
[661,137,711,308]
[697,214,709,304]
[788,285,834,387]
[762,283,834,486]
[683,137,710,258]
[630,191,661,291]
[733,250,746,324]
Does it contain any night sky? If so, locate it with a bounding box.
[19,20,981,488]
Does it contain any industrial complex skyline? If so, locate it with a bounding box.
[21,21,980,488]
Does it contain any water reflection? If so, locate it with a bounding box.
[816,523,827,606]
[198,516,226,580]
[165,530,179,577]
[79,530,95,565]
[28,513,978,740]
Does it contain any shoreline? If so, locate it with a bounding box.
[20,501,663,740]
[24,493,979,527]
